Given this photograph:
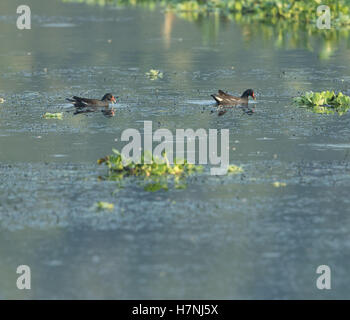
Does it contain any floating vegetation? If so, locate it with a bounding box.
[98,149,202,191]
[227,164,243,174]
[95,201,115,210]
[146,69,163,80]
[142,176,187,191]
[143,182,169,192]
[98,149,202,178]
[272,181,287,187]
[293,91,350,115]
[43,112,63,119]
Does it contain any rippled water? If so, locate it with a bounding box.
[1,0,350,299]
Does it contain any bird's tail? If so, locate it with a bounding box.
[211,94,222,103]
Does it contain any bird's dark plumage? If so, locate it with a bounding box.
[67,93,117,108]
[211,89,256,105]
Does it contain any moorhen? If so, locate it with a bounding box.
[67,93,117,108]
[211,89,256,105]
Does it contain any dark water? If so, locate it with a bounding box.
[1,0,350,299]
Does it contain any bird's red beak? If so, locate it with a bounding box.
[252,93,256,100]
[112,96,117,103]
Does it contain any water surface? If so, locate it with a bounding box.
[1,0,350,299]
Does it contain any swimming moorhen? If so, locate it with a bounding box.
[211,89,256,105]
[67,93,117,108]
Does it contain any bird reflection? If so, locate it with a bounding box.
[73,106,116,117]
[215,103,255,116]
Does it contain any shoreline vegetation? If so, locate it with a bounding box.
[63,0,350,27]
[63,0,350,59]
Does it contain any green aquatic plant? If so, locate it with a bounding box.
[98,149,202,178]
[227,164,243,174]
[294,91,350,115]
[95,201,115,210]
[143,182,169,192]
[43,112,63,119]
[146,69,163,80]
[171,0,350,26]
[98,149,202,191]
[272,181,287,187]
